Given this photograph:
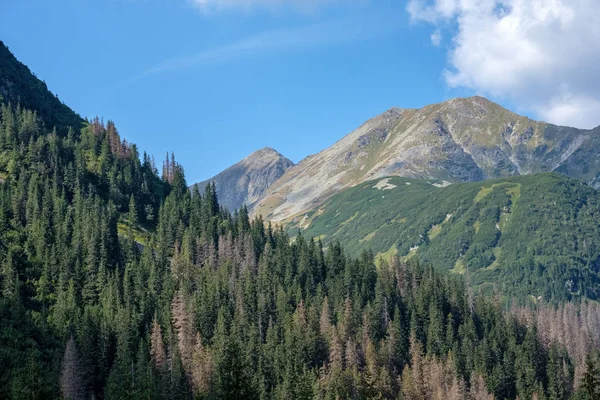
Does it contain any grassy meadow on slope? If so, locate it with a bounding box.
[288,173,600,301]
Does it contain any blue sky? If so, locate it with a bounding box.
[1,0,598,183]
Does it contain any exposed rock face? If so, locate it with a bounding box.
[253,96,600,221]
[191,148,294,212]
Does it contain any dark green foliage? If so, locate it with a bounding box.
[0,41,83,134]
[0,110,586,398]
[547,343,573,400]
[0,99,588,398]
[0,50,598,399]
[294,174,600,302]
[582,350,600,400]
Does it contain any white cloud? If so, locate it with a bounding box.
[430,29,441,46]
[408,0,600,129]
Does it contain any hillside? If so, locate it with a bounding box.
[288,173,600,301]
[3,35,600,400]
[1,98,595,399]
[0,41,83,134]
[254,97,600,221]
[190,147,293,212]
[0,48,578,400]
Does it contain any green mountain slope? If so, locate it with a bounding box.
[288,173,600,301]
[3,36,600,400]
[0,41,169,241]
[0,41,83,134]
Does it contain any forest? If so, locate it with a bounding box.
[1,100,600,399]
[1,40,600,399]
[293,174,600,302]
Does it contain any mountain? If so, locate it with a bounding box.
[190,147,293,212]
[254,96,600,221]
[0,41,83,134]
[287,172,600,301]
[3,36,600,400]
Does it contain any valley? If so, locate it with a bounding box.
[1,37,600,400]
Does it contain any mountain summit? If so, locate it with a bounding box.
[191,147,294,212]
[253,96,600,221]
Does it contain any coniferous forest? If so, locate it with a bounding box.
[1,44,600,400]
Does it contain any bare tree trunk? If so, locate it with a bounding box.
[60,336,86,400]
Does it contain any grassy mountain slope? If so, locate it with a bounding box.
[255,97,600,222]
[0,41,83,134]
[288,173,600,301]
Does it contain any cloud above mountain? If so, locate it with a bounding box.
[408,0,600,129]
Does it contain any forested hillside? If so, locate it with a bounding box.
[290,174,600,302]
[1,98,600,399]
[1,42,600,400]
[0,41,83,134]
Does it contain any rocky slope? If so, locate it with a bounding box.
[191,147,294,212]
[254,96,600,221]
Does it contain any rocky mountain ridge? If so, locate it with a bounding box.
[253,96,600,221]
[190,147,294,212]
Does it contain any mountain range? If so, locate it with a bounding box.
[198,96,600,301]
[248,96,600,221]
[4,35,600,304]
[4,35,600,400]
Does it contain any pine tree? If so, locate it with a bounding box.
[546,343,573,400]
[190,332,214,396]
[470,373,494,400]
[583,350,600,400]
[427,303,445,358]
[128,194,138,225]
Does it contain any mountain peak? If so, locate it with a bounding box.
[463,95,502,109]
[246,147,283,159]
[254,146,279,154]
[384,106,404,115]
[440,95,500,110]
[254,96,598,221]
[241,147,292,168]
[191,148,294,212]
[430,95,492,106]
[467,94,491,102]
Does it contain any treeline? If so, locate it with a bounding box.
[1,101,600,399]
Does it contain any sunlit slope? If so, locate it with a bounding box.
[255,96,600,222]
[289,173,600,300]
